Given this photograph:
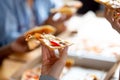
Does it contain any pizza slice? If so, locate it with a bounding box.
[95,0,120,9]
[26,33,72,49]
[25,25,56,50]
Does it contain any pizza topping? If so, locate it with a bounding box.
[33,75,39,79]
[25,33,72,49]
[65,58,74,69]
[116,13,120,16]
[59,41,66,45]
[50,40,61,46]
[26,74,32,78]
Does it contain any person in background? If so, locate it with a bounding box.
[40,44,68,80]
[0,0,71,63]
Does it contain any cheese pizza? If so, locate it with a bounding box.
[25,25,56,50]
[26,33,72,49]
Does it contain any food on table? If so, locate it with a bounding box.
[85,74,99,80]
[95,0,120,9]
[65,58,74,68]
[21,65,41,80]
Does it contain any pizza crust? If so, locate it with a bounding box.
[25,25,56,40]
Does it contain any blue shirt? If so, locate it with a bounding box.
[0,0,62,46]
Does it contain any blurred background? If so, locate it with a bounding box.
[0,0,119,80]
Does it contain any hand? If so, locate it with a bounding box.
[41,45,68,79]
[45,11,72,35]
[104,7,120,33]
[10,35,29,53]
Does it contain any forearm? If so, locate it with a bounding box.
[0,44,14,61]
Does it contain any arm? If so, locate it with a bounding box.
[43,0,72,35]
[0,44,14,63]
[44,0,82,35]
[0,35,29,63]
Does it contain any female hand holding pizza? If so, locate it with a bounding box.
[40,44,68,80]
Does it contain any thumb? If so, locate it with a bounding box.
[59,46,68,61]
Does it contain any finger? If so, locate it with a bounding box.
[58,48,64,57]
[41,45,48,61]
[44,45,51,59]
[62,46,68,56]
[58,46,68,57]
[48,48,56,58]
